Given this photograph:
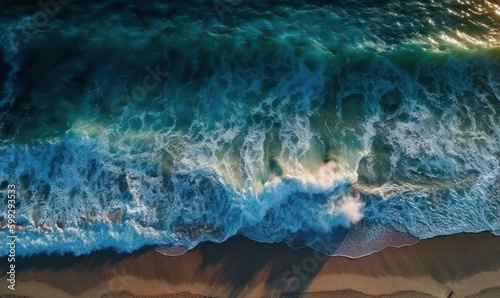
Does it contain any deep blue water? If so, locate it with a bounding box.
[0,0,499,257]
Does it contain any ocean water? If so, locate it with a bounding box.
[0,0,499,257]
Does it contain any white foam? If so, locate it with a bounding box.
[327,193,364,226]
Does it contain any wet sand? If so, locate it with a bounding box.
[1,233,500,297]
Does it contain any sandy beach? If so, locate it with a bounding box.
[0,232,499,297]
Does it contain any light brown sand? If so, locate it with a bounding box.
[1,233,500,298]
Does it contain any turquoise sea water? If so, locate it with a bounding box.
[0,0,499,257]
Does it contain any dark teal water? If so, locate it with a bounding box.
[0,0,499,257]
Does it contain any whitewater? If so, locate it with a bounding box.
[0,0,499,257]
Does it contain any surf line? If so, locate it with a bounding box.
[6,184,16,291]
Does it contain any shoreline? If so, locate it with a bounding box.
[1,233,500,297]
